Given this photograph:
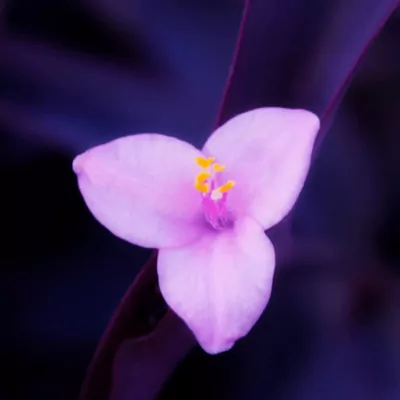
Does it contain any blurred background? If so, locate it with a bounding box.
[3,0,399,399]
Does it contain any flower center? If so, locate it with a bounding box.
[194,157,236,230]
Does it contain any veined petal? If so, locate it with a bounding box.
[158,217,275,354]
[203,108,320,229]
[73,134,206,249]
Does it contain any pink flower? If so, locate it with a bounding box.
[73,108,320,354]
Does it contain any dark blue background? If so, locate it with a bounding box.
[3,1,400,399]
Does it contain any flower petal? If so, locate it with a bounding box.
[157,217,275,354]
[73,134,206,248]
[203,108,320,229]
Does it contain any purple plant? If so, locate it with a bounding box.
[73,108,319,353]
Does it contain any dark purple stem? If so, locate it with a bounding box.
[80,1,399,399]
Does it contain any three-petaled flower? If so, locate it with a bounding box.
[73,108,320,354]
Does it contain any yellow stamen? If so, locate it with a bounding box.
[213,163,226,172]
[194,182,210,193]
[195,171,211,184]
[195,156,215,169]
[218,180,235,193]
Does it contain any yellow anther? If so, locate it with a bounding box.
[195,156,215,169]
[195,171,211,184]
[194,182,210,194]
[218,180,235,193]
[213,163,226,172]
